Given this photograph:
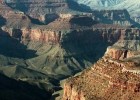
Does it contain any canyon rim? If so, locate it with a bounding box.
[0,0,140,100]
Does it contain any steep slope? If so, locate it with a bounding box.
[0,1,31,28]
[0,3,138,96]
[0,13,123,90]
[1,0,140,99]
[5,0,70,23]
[3,0,138,26]
[62,26,140,100]
[63,57,140,100]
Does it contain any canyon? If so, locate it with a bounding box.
[62,28,140,100]
[62,27,140,100]
[0,0,140,100]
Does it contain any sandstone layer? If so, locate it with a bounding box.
[63,55,140,100]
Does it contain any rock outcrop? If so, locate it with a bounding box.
[105,47,135,60]
[0,1,31,28]
[5,0,69,23]
[4,0,137,26]
[1,1,140,100]
[0,24,122,77]
[92,10,133,26]
[62,26,140,100]
[2,27,61,44]
[63,56,140,100]
[1,15,140,81]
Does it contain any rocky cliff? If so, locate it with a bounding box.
[0,14,125,96]
[0,1,31,28]
[0,25,122,77]
[1,16,140,81]
[5,0,69,23]
[62,27,140,100]
[105,28,140,60]
[92,10,135,26]
[1,1,140,99]
[63,56,140,100]
[4,0,138,26]
[2,27,61,43]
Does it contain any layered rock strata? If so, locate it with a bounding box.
[63,56,140,100]
[5,0,68,23]
[62,27,140,100]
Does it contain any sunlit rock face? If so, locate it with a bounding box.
[1,0,140,100]
[5,0,69,23]
[105,28,140,60]
[62,20,140,100]
[2,0,136,26]
[63,56,140,100]
[63,39,140,100]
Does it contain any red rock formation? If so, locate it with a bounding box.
[63,83,85,100]
[2,23,140,48]
[22,29,61,43]
[5,0,69,22]
[62,57,140,100]
[105,47,135,60]
[2,27,61,44]
[62,26,140,99]
[0,2,31,28]
[1,27,120,45]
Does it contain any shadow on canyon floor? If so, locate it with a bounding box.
[0,73,52,100]
[0,29,37,59]
[56,29,120,81]
[0,16,37,59]
[67,0,92,12]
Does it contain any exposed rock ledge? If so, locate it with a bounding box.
[105,46,135,60]
[1,27,62,44]
[2,27,140,45]
[63,56,140,100]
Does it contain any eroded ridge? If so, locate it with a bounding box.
[63,56,140,100]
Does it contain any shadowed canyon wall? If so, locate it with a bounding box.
[62,27,140,100]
